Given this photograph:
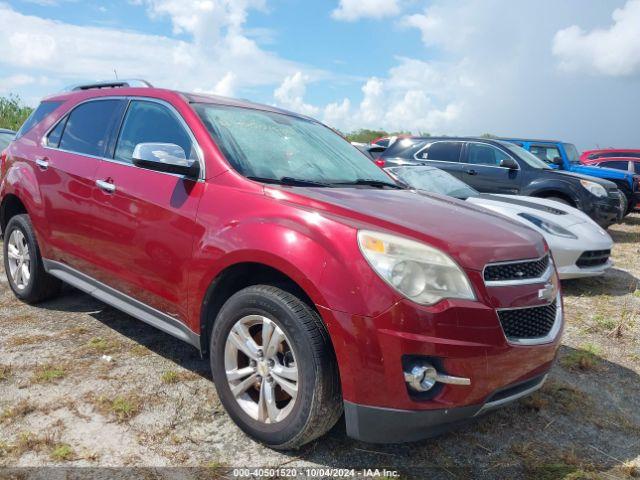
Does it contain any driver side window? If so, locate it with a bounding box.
[466,143,511,166]
[115,101,195,164]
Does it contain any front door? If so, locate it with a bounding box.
[90,99,205,322]
[460,142,522,194]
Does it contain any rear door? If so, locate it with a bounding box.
[460,142,522,194]
[413,141,464,176]
[39,98,127,274]
[90,98,205,322]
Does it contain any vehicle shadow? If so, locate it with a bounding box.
[38,286,211,380]
[284,345,640,479]
[561,267,639,297]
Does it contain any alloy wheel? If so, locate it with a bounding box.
[224,315,299,424]
[6,229,31,291]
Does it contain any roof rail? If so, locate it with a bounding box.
[65,79,154,92]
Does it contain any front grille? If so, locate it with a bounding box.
[484,255,549,283]
[498,301,557,340]
[576,250,611,268]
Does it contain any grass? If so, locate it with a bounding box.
[32,365,66,384]
[161,370,179,384]
[7,334,50,347]
[1,399,36,423]
[94,394,142,422]
[0,364,11,382]
[50,443,74,461]
[85,336,121,354]
[561,344,602,371]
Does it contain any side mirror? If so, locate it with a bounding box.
[500,157,519,170]
[132,143,199,178]
[552,156,563,166]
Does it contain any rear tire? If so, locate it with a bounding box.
[210,285,342,449]
[3,214,61,304]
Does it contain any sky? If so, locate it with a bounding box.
[0,0,639,150]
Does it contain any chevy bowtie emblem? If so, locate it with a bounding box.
[515,271,525,277]
[538,283,556,302]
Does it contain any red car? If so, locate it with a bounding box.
[581,148,640,164]
[0,80,562,447]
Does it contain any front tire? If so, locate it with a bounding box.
[210,285,342,449]
[3,214,61,304]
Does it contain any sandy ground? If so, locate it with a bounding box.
[1,216,639,479]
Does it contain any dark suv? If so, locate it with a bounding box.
[379,137,621,228]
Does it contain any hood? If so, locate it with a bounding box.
[543,168,618,188]
[467,194,593,228]
[265,186,546,271]
[572,164,631,180]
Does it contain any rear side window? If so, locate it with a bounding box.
[114,100,195,164]
[59,100,126,157]
[16,101,63,139]
[46,117,67,148]
[417,142,462,162]
[600,160,629,171]
[466,143,511,166]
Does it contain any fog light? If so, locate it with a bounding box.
[404,363,471,392]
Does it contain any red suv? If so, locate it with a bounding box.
[0,81,563,448]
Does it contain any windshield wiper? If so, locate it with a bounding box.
[331,178,405,189]
[246,176,332,187]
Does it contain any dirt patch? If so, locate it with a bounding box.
[1,217,639,478]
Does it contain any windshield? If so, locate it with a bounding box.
[387,166,478,199]
[563,143,580,164]
[194,104,395,186]
[503,143,551,169]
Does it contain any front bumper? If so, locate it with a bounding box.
[344,374,548,443]
[586,198,621,228]
[546,222,613,280]
[318,269,563,442]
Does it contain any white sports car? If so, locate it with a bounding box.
[387,166,613,280]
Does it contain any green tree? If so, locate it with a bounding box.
[0,95,33,131]
[345,129,412,144]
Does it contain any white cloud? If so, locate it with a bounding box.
[0,3,312,100]
[553,0,640,76]
[273,72,319,116]
[331,0,400,22]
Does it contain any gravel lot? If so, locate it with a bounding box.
[1,216,639,479]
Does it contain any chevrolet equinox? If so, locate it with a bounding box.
[0,80,563,448]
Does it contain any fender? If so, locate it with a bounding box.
[187,184,401,332]
[0,156,50,253]
[523,177,582,208]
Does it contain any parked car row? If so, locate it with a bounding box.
[1,80,610,450]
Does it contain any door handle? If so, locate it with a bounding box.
[466,169,478,175]
[96,179,116,194]
[35,158,49,170]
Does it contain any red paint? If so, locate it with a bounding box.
[1,87,563,412]
[580,149,640,164]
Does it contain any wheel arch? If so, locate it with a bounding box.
[0,193,28,236]
[198,261,324,356]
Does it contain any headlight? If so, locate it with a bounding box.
[357,230,475,305]
[580,179,607,198]
[518,213,577,239]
